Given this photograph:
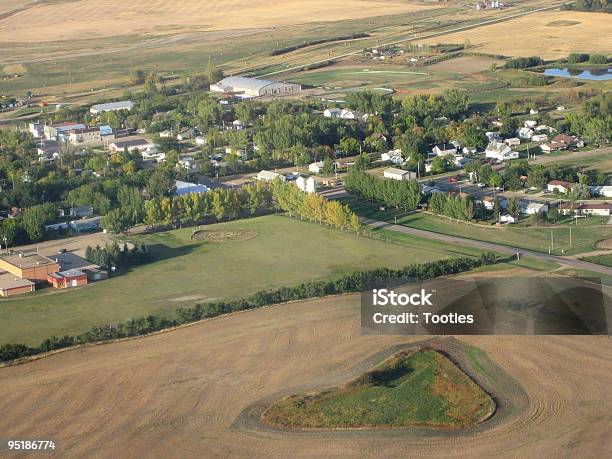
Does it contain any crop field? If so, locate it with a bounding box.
[0,215,484,346]
[1,285,611,457]
[421,11,612,59]
[0,0,435,43]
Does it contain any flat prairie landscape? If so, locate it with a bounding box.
[1,285,611,458]
[422,11,612,59]
[0,0,434,43]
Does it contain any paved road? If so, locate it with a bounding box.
[362,217,612,276]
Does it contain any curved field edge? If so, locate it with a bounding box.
[261,348,496,430]
[232,337,529,436]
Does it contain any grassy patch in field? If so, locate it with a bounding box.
[0,215,481,345]
[582,254,612,268]
[263,349,495,429]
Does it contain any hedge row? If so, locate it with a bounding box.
[0,253,498,363]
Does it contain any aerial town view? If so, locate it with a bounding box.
[0,0,610,457]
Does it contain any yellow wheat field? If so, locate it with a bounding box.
[0,0,435,43]
[422,11,612,59]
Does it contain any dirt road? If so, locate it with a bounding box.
[1,291,611,457]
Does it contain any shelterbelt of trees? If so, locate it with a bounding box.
[108,180,361,234]
[0,252,497,364]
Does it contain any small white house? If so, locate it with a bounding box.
[485,141,518,161]
[531,134,548,143]
[257,170,285,182]
[383,167,416,181]
[296,176,317,194]
[432,145,457,157]
[462,146,477,155]
[529,108,539,115]
[517,127,534,139]
[520,201,548,215]
[547,180,576,194]
[500,214,516,224]
[505,138,521,147]
[381,149,404,164]
[309,161,325,174]
[525,120,538,128]
[482,196,495,210]
[195,136,207,146]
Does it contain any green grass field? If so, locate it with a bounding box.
[263,349,495,429]
[0,215,487,345]
[351,199,610,256]
[582,254,612,268]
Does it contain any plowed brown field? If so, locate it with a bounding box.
[1,291,611,457]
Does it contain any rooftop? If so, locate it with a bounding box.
[216,76,277,91]
[0,252,58,269]
[90,101,134,111]
[0,271,34,290]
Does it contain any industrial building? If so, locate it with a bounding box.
[210,76,301,97]
[0,252,60,283]
[90,100,134,115]
[0,272,34,297]
[48,269,88,289]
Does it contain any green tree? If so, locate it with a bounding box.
[102,209,129,234]
[22,203,55,242]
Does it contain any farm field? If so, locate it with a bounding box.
[0,215,484,346]
[421,11,612,59]
[1,288,611,457]
[0,0,435,43]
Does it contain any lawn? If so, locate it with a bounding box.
[263,349,495,429]
[0,215,483,345]
[351,199,610,256]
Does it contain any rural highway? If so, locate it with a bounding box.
[362,217,612,276]
[260,1,573,78]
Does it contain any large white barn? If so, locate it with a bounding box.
[210,76,301,97]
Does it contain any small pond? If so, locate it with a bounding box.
[543,67,612,81]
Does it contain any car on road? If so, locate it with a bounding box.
[57,248,67,254]
[477,183,486,188]
[449,176,458,183]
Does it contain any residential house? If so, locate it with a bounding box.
[309,161,325,174]
[175,180,209,196]
[70,216,101,233]
[482,196,495,210]
[547,180,576,194]
[381,149,404,164]
[257,170,285,182]
[559,202,612,217]
[500,214,517,224]
[505,138,521,147]
[524,120,538,128]
[58,205,94,218]
[383,167,416,181]
[531,134,548,143]
[519,201,548,215]
[485,141,518,161]
[590,186,612,198]
[432,145,457,157]
[108,138,155,154]
[517,127,534,140]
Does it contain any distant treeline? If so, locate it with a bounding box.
[0,253,498,363]
[561,0,611,12]
[505,56,544,69]
[270,33,369,56]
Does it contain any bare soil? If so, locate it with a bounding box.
[1,289,611,457]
